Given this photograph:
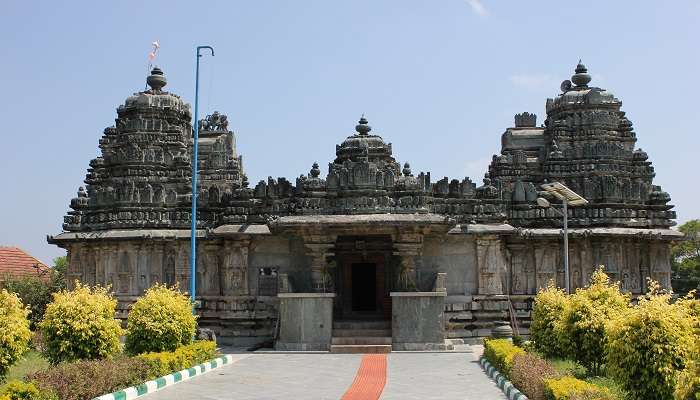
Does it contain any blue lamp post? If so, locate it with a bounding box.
[190,45,214,310]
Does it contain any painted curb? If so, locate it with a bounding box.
[94,355,235,400]
[479,357,528,400]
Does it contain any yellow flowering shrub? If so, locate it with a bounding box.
[483,338,526,378]
[605,282,695,400]
[556,268,629,375]
[39,283,122,364]
[137,340,217,379]
[530,281,568,357]
[544,376,611,400]
[675,339,700,400]
[0,290,31,378]
[0,380,57,400]
[125,284,197,355]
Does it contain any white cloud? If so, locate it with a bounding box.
[508,74,557,90]
[465,0,487,17]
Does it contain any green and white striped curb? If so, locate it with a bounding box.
[94,354,235,400]
[479,357,528,400]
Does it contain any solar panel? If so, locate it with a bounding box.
[541,182,589,206]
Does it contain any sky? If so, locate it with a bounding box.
[1,1,698,264]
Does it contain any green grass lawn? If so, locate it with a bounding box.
[5,351,49,381]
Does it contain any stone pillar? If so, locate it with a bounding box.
[393,234,423,291]
[303,236,336,293]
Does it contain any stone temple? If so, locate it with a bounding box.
[49,62,680,351]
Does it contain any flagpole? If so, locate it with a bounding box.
[190,45,214,313]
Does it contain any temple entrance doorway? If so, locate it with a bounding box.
[351,262,377,312]
[334,235,392,321]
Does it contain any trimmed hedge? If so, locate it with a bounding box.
[544,376,612,400]
[0,290,31,379]
[28,341,216,400]
[125,284,197,355]
[137,340,218,379]
[39,283,122,364]
[509,353,559,400]
[483,338,525,378]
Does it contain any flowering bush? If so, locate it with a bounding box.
[39,283,122,364]
[530,281,568,357]
[606,282,696,400]
[556,268,629,375]
[125,284,197,355]
[0,380,56,400]
[0,290,31,379]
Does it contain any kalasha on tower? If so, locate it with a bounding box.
[50,63,679,351]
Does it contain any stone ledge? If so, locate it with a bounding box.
[390,291,447,297]
[277,293,336,298]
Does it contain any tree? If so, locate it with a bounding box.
[671,219,700,295]
[2,256,67,329]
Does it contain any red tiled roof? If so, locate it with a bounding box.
[0,246,50,281]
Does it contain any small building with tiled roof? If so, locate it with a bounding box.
[0,246,50,283]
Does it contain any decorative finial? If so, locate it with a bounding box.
[310,162,321,178]
[146,67,167,91]
[355,115,372,135]
[402,162,412,177]
[571,60,591,87]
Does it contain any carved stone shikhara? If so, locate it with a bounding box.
[49,63,680,345]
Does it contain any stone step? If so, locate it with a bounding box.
[332,336,392,345]
[330,344,392,354]
[333,320,391,330]
[332,329,391,337]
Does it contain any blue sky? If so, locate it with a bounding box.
[1,1,698,264]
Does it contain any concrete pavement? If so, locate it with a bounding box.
[143,349,507,400]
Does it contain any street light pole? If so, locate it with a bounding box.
[538,182,587,295]
[190,45,214,310]
[562,199,569,295]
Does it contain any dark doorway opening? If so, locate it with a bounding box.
[351,263,376,311]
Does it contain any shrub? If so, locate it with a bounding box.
[125,284,196,355]
[137,340,217,379]
[509,353,559,400]
[605,282,696,400]
[544,376,611,400]
[483,338,525,378]
[557,268,629,375]
[39,283,122,364]
[0,289,31,379]
[29,357,151,400]
[0,380,56,400]
[675,340,700,400]
[531,281,568,357]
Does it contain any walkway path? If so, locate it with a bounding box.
[144,349,506,400]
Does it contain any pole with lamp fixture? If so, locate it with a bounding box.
[536,182,588,295]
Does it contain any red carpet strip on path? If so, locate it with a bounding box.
[340,354,388,400]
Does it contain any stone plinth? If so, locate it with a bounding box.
[275,293,335,351]
[390,291,448,351]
